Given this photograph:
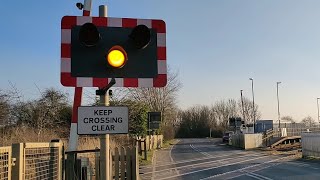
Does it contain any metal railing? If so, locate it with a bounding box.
[0,146,11,180]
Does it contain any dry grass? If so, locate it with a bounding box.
[260,148,302,158]
[62,134,135,151]
[0,126,60,146]
[1,126,135,150]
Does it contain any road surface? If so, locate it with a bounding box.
[140,138,320,180]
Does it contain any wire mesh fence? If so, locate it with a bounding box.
[0,146,11,180]
[10,141,63,180]
[24,146,60,179]
[273,127,320,137]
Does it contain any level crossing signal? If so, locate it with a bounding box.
[60,16,167,88]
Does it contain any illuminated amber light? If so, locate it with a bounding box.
[107,46,127,68]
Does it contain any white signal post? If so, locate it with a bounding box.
[68,0,92,152]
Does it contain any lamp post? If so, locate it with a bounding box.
[277,82,281,130]
[240,90,245,125]
[249,78,255,132]
[317,98,320,122]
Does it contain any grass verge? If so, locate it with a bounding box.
[303,155,320,160]
[139,149,154,166]
[162,139,179,149]
[139,139,179,166]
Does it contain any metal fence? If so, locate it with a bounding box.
[0,146,11,180]
[11,141,63,180]
[272,127,320,137]
[301,132,320,158]
[24,143,62,180]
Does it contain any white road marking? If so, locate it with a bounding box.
[285,161,319,170]
[157,154,269,180]
[190,144,211,157]
[247,172,274,180]
[141,149,252,169]
[169,139,179,175]
[201,155,294,180]
[142,152,263,176]
[246,173,266,180]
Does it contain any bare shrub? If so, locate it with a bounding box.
[1,126,60,146]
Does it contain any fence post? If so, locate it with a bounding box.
[11,143,24,180]
[146,136,150,151]
[132,144,138,180]
[114,147,119,180]
[58,141,64,180]
[126,147,132,180]
[95,148,100,180]
[110,148,113,180]
[152,135,155,149]
[65,152,77,180]
[154,135,157,149]
[161,135,163,148]
[143,139,147,160]
[138,139,142,156]
[120,147,125,180]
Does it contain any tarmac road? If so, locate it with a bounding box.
[140,138,320,180]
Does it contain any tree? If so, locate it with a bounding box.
[238,97,261,123]
[176,97,263,138]
[301,116,316,127]
[213,99,239,130]
[0,90,10,126]
[281,116,295,123]
[11,88,71,140]
[124,69,182,139]
[111,99,148,136]
[176,105,211,138]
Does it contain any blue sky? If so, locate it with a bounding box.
[1,0,320,122]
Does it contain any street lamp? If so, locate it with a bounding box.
[240,90,245,125]
[249,78,255,132]
[277,82,281,130]
[317,98,320,122]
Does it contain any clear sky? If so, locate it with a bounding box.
[1,0,320,122]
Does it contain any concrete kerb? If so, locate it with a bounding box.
[151,149,157,180]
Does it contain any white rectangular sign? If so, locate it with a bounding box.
[77,106,128,135]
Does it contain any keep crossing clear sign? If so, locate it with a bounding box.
[77,106,128,135]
